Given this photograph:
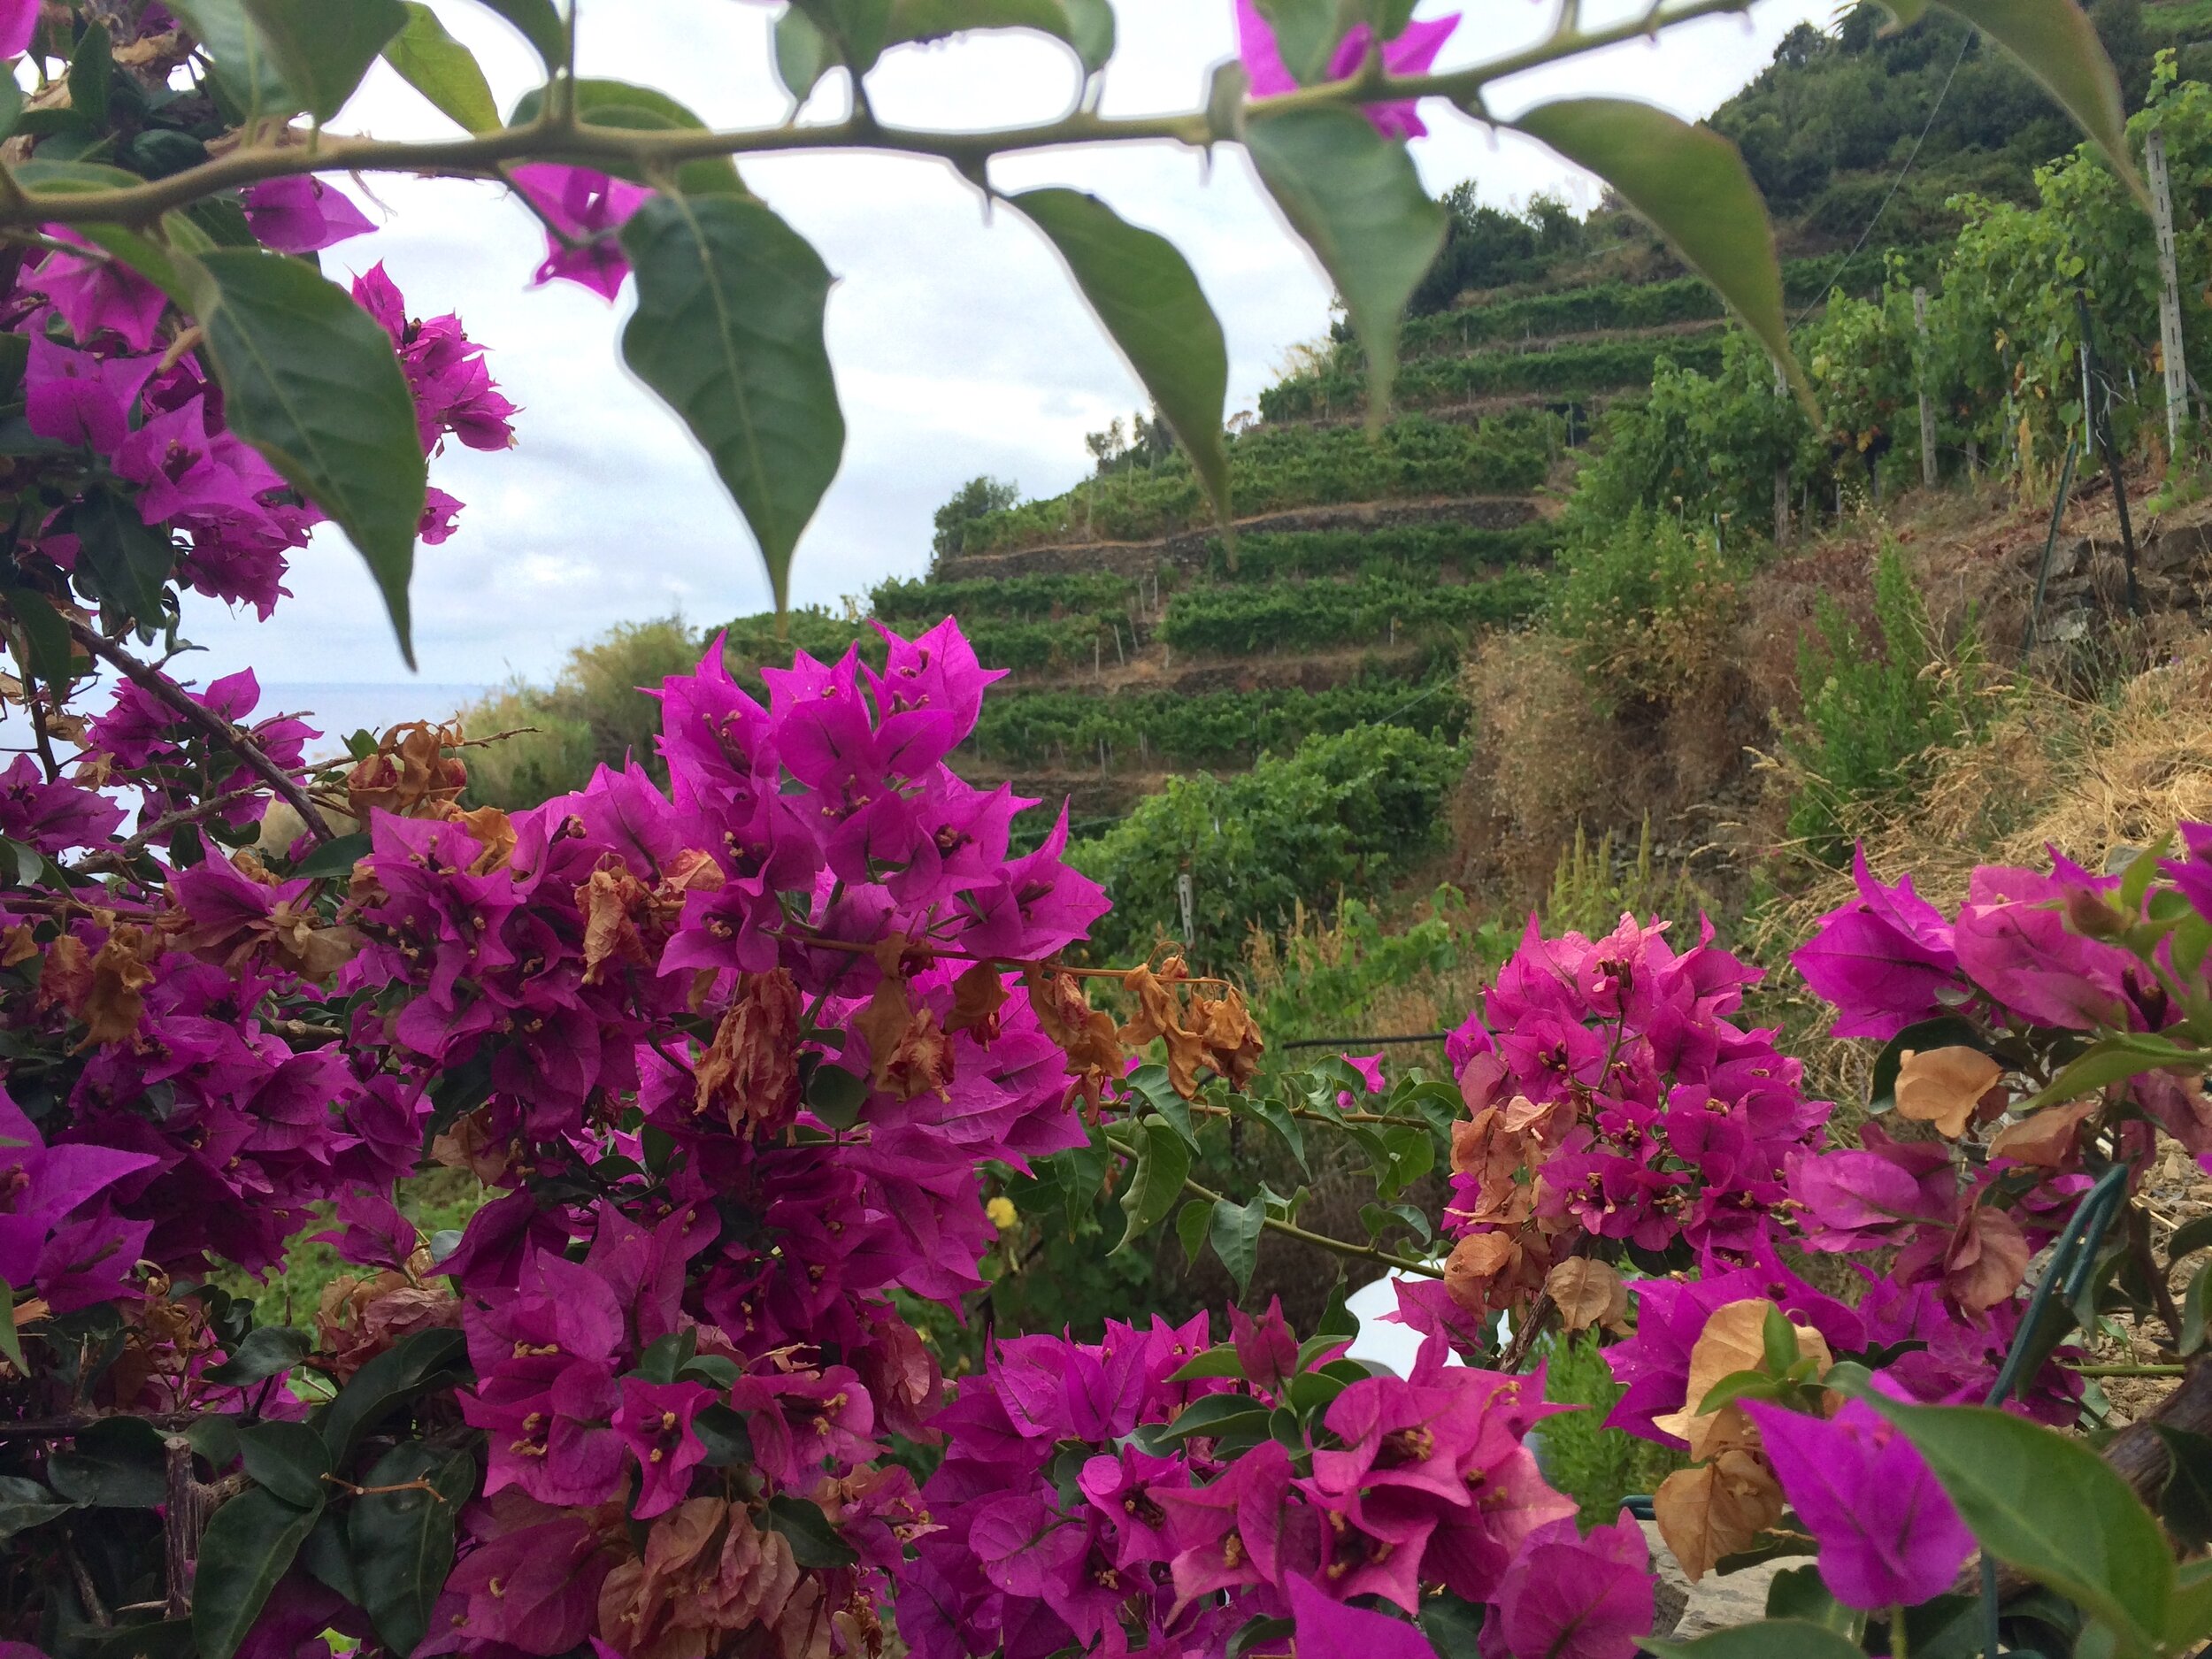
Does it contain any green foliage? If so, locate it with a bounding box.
[930,474,1021,558]
[1160,570,1547,657]
[966,677,1467,771]
[953,413,1555,554]
[1537,1331,1686,1525]
[1259,327,1730,421]
[1069,724,1462,971]
[1202,520,1559,582]
[1548,507,1759,704]
[1407,180,1593,316]
[1244,889,1509,1049]
[1784,545,1985,864]
[1542,819,1711,940]
[460,616,704,808]
[876,572,1137,630]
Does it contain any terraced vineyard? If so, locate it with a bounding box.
[738,239,1935,830]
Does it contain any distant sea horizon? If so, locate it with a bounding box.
[261,683,492,757]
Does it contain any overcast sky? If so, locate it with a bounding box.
[182,0,1832,691]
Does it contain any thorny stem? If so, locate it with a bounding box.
[67,621,337,842]
[0,0,1755,232]
[2066,1363,2190,1377]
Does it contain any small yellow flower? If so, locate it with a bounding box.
[986,1196,1018,1232]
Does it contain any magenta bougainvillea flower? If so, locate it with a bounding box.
[1792,847,1962,1039]
[1483,1510,1656,1659]
[511,164,654,300]
[1744,1379,1973,1609]
[243,177,376,254]
[1286,1570,1434,1658]
[1234,0,1459,139]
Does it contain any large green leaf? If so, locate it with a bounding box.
[383,3,500,133]
[1511,98,1811,416]
[1011,189,1232,541]
[46,1417,166,1509]
[239,1420,330,1509]
[1856,1394,2171,1650]
[167,0,298,120]
[1113,1118,1192,1253]
[1243,107,1447,423]
[0,1476,75,1545]
[1640,1623,1870,1659]
[470,0,566,69]
[350,1443,475,1655]
[888,0,1116,73]
[2156,1425,2212,1550]
[762,1493,860,1569]
[204,1323,313,1386]
[318,1326,468,1465]
[68,22,111,131]
[1885,0,2141,205]
[791,0,895,75]
[72,488,175,626]
[619,192,843,615]
[1210,1194,1266,1297]
[184,249,427,665]
[193,1488,324,1659]
[239,0,408,120]
[1252,0,1357,84]
[773,9,838,104]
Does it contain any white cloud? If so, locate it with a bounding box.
[178,0,1828,692]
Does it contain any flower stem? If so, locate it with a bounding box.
[2064,1363,2188,1378]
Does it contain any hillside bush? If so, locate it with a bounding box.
[1783,545,1989,863]
[1070,724,1463,969]
[1261,327,1729,420]
[931,473,1021,557]
[874,569,1138,625]
[1549,508,1760,704]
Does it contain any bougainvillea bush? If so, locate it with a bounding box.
[0,1,2195,1658]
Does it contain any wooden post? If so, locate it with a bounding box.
[1915,286,1938,488]
[1772,362,1791,547]
[2150,132,2193,456]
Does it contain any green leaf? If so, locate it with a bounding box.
[1168,1343,1247,1382]
[0,1475,76,1544]
[1252,0,1356,84]
[804,1061,868,1129]
[240,1420,330,1509]
[167,0,298,120]
[790,0,894,73]
[193,1487,324,1659]
[1899,0,2142,206]
[2184,1258,2212,1356]
[618,192,842,614]
[350,1443,474,1655]
[1210,1194,1266,1297]
[240,0,405,120]
[184,248,426,666]
[1237,1090,1308,1172]
[289,831,372,881]
[1113,1117,1192,1253]
[691,1402,754,1467]
[68,22,111,130]
[2019,1032,2212,1112]
[84,1621,195,1659]
[1865,1016,1988,1112]
[1175,1197,1211,1268]
[298,1505,361,1602]
[1011,189,1233,546]
[508,80,744,196]
[1,584,73,690]
[2158,1425,2212,1550]
[762,1494,859,1568]
[887,0,1116,73]
[1853,1394,2171,1647]
[73,488,175,625]
[1417,1591,1485,1658]
[318,1325,467,1465]
[47,1417,167,1509]
[1163,1392,1272,1443]
[204,1323,312,1386]
[1640,1621,1871,1659]
[1243,107,1447,423]
[1764,1565,1863,1633]
[471,0,566,68]
[383,3,499,133]
[2174,1215,2212,1270]
[773,8,836,104]
[1510,98,1812,419]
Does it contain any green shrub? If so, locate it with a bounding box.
[1784,545,1985,864]
[932,474,1021,557]
[1069,724,1463,972]
[462,616,703,807]
[1538,1331,1686,1525]
[1548,509,1759,703]
[874,570,1138,626]
[1262,330,1729,422]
